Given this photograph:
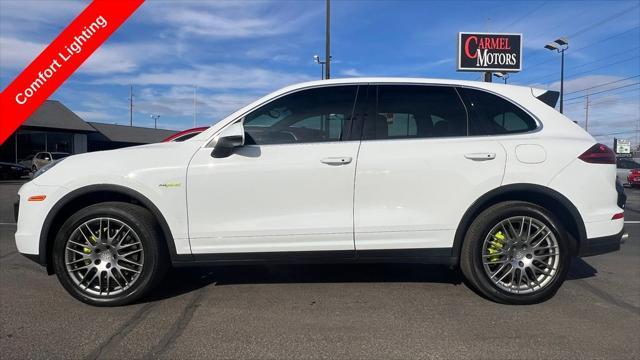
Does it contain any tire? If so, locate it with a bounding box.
[52,202,168,306]
[31,165,37,172]
[460,201,571,304]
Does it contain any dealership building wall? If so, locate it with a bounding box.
[0,100,177,164]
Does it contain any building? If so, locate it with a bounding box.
[0,100,178,164]
[87,122,177,152]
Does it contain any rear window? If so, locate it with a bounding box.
[460,88,538,135]
[365,85,467,140]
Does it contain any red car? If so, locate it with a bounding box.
[627,168,640,187]
[162,126,209,142]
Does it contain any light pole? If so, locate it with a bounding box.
[325,0,331,79]
[493,72,510,84]
[150,114,160,129]
[544,37,569,113]
[314,54,325,79]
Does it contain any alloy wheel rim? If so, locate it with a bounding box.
[64,217,144,297]
[481,216,560,294]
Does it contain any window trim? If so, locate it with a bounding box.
[363,84,471,141]
[206,81,543,147]
[366,82,543,139]
[455,85,543,137]
[206,83,364,148]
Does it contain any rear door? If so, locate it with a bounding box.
[354,84,506,250]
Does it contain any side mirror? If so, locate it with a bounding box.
[211,122,245,158]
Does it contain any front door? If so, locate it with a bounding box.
[187,85,365,255]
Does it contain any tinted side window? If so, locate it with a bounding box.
[617,159,639,169]
[243,86,359,145]
[460,88,538,135]
[365,85,467,140]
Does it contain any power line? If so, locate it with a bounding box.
[591,128,640,137]
[521,25,640,72]
[567,3,640,38]
[565,75,640,95]
[569,46,639,71]
[564,89,640,106]
[572,25,640,53]
[564,82,640,101]
[498,1,549,31]
[529,55,640,84]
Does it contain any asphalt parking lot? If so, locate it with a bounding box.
[1,180,639,359]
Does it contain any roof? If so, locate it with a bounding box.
[22,100,96,132]
[88,122,178,144]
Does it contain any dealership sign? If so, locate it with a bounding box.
[614,138,631,154]
[458,32,522,72]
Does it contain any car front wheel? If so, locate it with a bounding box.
[52,202,168,306]
[460,201,570,304]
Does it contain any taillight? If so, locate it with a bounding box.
[578,143,616,164]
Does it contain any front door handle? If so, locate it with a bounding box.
[321,157,352,165]
[464,152,496,161]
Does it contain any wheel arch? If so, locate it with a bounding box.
[453,184,586,262]
[39,184,184,274]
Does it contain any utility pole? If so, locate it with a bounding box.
[129,85,133,126]
[193,85,197,127]
[483,17,491,82]
[560,48,565,113]
[325,0,331,79]
[584,92,590,131]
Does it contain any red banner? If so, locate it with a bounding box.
[0,0,145,144]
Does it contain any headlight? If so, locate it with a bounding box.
[32,158,65,180]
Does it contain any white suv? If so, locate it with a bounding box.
[14,78,625,306]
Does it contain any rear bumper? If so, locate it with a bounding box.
[579,229,623,257]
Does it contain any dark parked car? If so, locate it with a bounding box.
[0,162,30,180]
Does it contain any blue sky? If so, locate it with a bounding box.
[1,0,639,146]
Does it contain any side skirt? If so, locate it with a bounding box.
[171,248,457,267]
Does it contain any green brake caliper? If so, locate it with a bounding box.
[488,231,506,262]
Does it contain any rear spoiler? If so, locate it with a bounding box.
[531,88,560,108]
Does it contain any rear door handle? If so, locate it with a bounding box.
[464,152,496,161]
[321,157,352,165]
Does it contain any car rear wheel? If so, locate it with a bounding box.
[52,202,168,306]
[460,201,570,304]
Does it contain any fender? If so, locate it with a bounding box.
[452,183,587,260]
[38,184,191,270]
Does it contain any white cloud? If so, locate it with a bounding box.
[341,68,364,77]
[134,86,258,125]
[0,37,45,70]
[142,1,322,39]
[94,64,313,91]
[79,42,170,74]
[75,110,119,122]
[0,36,170,75]
[0,0,85,37]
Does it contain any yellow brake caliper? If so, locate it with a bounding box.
[488,231,506,262]
[82,234,97,265]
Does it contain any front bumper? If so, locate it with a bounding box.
[15,182,67,264]
[579,229,624,257]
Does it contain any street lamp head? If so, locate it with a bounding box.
[544,42,559,51]
[313,54,320,63]
[554,37,569,46]
[493,72,505,78]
